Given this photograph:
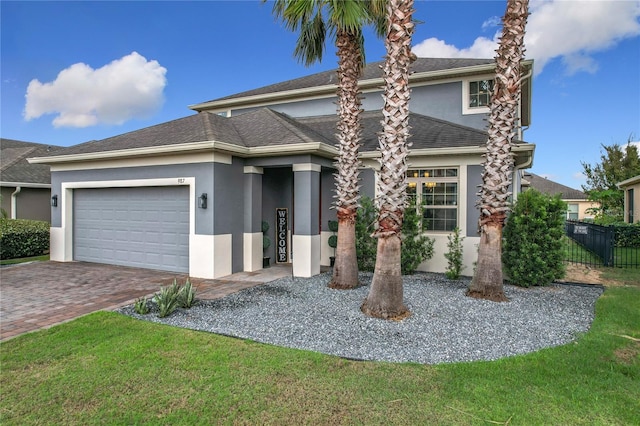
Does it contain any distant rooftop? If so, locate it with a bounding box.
[523,172,587,200]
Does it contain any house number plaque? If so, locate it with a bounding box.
[276,208,288,263]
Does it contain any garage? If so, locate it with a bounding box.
[73,186,190,273]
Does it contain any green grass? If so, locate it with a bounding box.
[0,254,49,265]
[601,267,640,287]
[1,287,639,425]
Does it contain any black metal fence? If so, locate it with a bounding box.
[565,220,640,268]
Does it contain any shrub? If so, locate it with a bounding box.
[0,218,49,260]
[503,189,566,287]
[444,227,465,280]
[355,196,378,272]
[355,196,435,275]
[154,279,182,318]
[134,297,150,315]
[613,222,640,248]
[400,197,435,275]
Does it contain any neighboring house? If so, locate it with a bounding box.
[30,58,535,279]
[617,175,640,223]
[1,139,62,222]
[522,172,598,220]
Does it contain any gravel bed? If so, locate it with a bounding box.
[117,272,603,364]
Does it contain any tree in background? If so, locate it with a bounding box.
[467,0,529,302]
[270,0,386,290]
[361,0,415,320]
[581,140,640,223]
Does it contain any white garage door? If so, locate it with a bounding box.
[73,186,190,273]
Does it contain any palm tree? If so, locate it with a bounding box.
[467,0,529,301]
[270,0,385,290]
[361,0,415,320]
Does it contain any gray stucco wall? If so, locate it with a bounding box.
[214,158,245,272]
[320,168,336,232]
[293,170,320,236]
[230,82,489,131]
[466,165,483,237]
[1,186,52,222]
[360,168,376,199]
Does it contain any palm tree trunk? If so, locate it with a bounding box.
[361,0,415,319]
[329,30,363,289]
[360,234,409,319]
[468,0,528,301]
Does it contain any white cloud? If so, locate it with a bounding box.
[572,172,587,181]
[412,0,640,75]
[24,52,167,128]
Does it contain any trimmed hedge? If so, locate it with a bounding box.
[0,219,50,260]
[503,189,566,287]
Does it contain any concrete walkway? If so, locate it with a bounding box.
[0,261,294,341]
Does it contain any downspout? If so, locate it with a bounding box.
[11,186,21,219]
[513,68,534,202]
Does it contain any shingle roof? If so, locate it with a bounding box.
[298,110,493,153]
[1,139,63,184]
[523,172,587,200]
[204,58,494,103]
[33,107,501,160]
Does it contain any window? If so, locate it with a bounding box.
[567,203,579,221]
[407,168,458,231]
[469,79,494,108]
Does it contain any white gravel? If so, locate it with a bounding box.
[117,272,603,364]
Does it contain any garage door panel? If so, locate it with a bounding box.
[74,187,189,273]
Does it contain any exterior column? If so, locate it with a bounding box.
[243,166,263,271]
[292,163,321,277]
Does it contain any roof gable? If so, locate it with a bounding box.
[1,139,63,184]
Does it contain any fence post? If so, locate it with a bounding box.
[604,226,615,267]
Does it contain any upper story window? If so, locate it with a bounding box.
[469,80,494,108]
[462,76,494,115]
[407,168,459,232]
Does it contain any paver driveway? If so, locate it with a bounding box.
[0,261,294,341]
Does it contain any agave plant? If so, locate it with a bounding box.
[154,279,181,318]
[178,278,197,309]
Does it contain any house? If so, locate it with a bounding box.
[29,58,535,279]
[1,139,62,222]
[522,172,598,220]
[617,175,640,223]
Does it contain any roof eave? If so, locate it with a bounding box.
[617,175,640,188]
[360,142,535,161]
[27,140,338,165]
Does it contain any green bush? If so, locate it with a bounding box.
[0,218,49,260]
[355,196,378,272]
[355,196,435,275]
[613,222,640,248]
[400,197,435,275]
[503,189,566,287]
[444,227,465,280]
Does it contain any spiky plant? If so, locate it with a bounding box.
[361,0,415,320]
[468,0,529,301]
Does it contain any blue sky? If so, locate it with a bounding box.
[2,0,639,190]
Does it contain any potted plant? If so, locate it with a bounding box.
[328,220,338,267]
[262,220,271,268]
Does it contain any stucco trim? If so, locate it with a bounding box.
[292,234,321,278]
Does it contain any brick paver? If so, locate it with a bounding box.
[0,261,294,341]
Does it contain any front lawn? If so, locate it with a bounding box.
[1,287,638,425]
